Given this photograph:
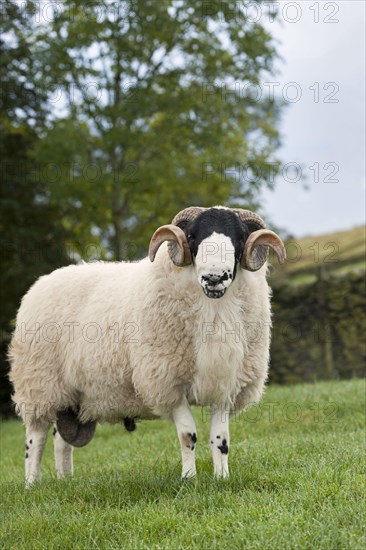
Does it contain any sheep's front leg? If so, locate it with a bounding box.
[53,426,74,479]
[25,424,49,486]
[210,406,230,478]
[172,399,197,479]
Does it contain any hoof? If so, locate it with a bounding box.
[56,408,96,447]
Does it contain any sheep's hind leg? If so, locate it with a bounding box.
[53,426,73,479]
[210,406,230,478]
[25,424,49,486]
[172,398,197,479]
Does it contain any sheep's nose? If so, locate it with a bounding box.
[202,274,222,286]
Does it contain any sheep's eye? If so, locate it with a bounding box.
[188,234,195,241]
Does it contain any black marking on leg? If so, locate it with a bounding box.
[210,441,213,444]
[123,417,136,432]
[218,438,229,455]
[187,432,197,450]
[25,444,29,450]
[25,453,29,459]
[29,439,32,444]
[216,435,221,439]
[53,427,57,436]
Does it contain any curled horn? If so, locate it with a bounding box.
[243,229,286,271]
[149,225,192,266]
[232,209,267,231]
[170,206,206,227]
[149,206,206,267]
[233,208,286,271]
[149,207,205,266]
[168,207,206,265]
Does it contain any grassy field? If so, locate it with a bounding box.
[270,225,365,286]
[0,379,365,549]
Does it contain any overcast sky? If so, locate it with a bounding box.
[261,0,365,236]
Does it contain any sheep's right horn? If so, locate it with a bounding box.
[149,224,192,266]
[241,229,286,271]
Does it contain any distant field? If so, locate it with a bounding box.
[270,226,365,286]
[1,379,365,549]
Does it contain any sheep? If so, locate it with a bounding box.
[8,206,286,484]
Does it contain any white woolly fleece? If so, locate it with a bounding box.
[9,242,272,427]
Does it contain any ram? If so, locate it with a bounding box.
[9,206,285,484]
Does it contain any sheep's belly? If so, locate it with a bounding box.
[77,385,153,423]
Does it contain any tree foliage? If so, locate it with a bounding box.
[0,1,71,415]
[29,0,282,259]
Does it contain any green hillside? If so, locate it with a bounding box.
[269,226,365,286]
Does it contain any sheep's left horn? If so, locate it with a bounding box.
[149,224,192,266]
[241,229,286,271]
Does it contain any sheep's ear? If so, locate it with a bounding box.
[241,229,286,271]
[149,224,192,266]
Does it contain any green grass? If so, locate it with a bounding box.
[1,379,365,549]
[270,226,366,286]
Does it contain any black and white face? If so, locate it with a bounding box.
[180,208,248,298]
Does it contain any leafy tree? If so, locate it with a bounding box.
[0,1,71,415]
[30,0,282,259]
